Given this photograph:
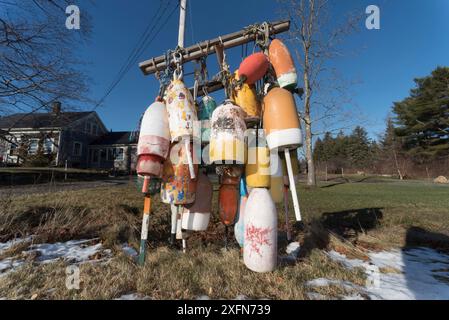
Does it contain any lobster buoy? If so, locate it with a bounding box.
[231,71,261,118]
[269,153,283,204]
[210,100,247,164]
[268,39,297,90]
[160,142,198,205]
[136,101,171,176]
[181,172,212,231]
[238,52,270,85]
[263,87,302,151]
[234,177,248,248]
[218,167,241,226]
[166,79,198,179]
[245,129,270,188]
[198,95,217,143]
[263,87,302,221]
[243,188,278,272]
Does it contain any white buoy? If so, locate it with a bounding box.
[137,101,171,177]
[181,172,212,231]
[243,188,277,272]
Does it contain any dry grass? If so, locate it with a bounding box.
[1,177,448,299]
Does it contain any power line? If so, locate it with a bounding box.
[93,1,179,111]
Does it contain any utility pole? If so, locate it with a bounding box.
[178,0,187,48]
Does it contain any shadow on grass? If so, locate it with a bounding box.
[299,208,384,259]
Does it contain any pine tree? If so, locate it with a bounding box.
[393,66,449,163]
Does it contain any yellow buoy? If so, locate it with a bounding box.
[269,153,283,204]
[245,129,270,188]
[230,71,261,118]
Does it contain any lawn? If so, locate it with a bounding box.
[0,176,448,299]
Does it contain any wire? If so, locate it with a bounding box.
[92,1,179,111]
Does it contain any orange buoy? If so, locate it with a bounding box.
[268,39,297,90]
[160,142,198,205]
[218,166,241,226]
[238,52,270,85]
[230,71,261,118]
[263,87,302,151]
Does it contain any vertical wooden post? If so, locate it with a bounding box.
[138,194,151,266]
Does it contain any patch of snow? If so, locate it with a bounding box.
[286,242,301,258]
[26,239,106,264]
[122,244,138,258]
[0,236,33,255]
[318,247,449,300]
[306,278,362,292]
[196,295,211,300]
[0,258,25,275]
[306,292,328,300]
[114,293,151,300]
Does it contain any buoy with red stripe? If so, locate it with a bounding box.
[263,87,302,221]
[268,39,297,90]
[136,101,170,177]
[238,52,270,85]
[181,171,212,231]
[243,188,278,272]
[165,79,198,179]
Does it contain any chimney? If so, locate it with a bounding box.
[52,101,61,114]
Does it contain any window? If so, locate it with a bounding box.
[28,139,39,155]
[43,138,53,154]
[73,142,82,156]
[115,148,124,160]
[9,143,17,156]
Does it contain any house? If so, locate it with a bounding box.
[0,102,137,173]
[89,131,138,173]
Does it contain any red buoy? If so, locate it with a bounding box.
[238,52,270,85]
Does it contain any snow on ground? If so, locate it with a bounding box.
[307,247,449,300]
[0,237,34,255]
[114,293,151,300]
[0,237,111,276]
[122,244,138,258]
[26,239,109,264]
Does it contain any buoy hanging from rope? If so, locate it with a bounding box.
[245,129,271,188]
[181,171,212,231]
[209,100,247,165]
[238,52,270,85]
[230,71,261,118]
[218,169,240,226]
[198,95,217,144]
[166,79,198,179]
[268,39,297,90]
[263,87,303,221]
[136,101,171,177]
[160,141,198,205]
[234,176,248,248]
[243,188,278,272]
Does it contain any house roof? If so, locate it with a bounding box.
[90,131,137,146]
[0,112,94,129]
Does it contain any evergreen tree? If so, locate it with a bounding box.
[393,66,449,163]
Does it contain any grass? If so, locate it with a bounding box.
[0,175,448,299]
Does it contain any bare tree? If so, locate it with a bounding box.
[0,0,92,117]
[278,0,362,186]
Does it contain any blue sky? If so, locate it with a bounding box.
[75,0,449,140]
